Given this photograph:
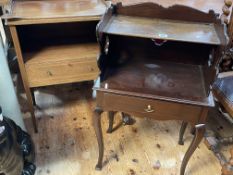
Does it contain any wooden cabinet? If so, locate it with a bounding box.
[93,2,228,175]
[2,0,108,132]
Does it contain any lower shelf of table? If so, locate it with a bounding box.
[24,43,100,87]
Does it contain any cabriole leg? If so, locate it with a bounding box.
[107,111,115,133]
[179,122,188,145]
[93,107,104,170]
[180,124,205,175]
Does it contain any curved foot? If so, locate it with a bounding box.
[95,164,102,171]
[180,124,205,175]
[179,122,188,145]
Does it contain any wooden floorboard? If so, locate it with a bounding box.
[18,82,232,175]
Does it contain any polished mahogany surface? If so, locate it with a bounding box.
[103,15,221,45]
[95,3,226,108]
[93,3,227,174]
[113,0,224,14]
[95,59,214,107]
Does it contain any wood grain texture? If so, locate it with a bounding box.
[3,0,108,25]
[103,15,221,45]
[26,60,99,88]
[95,60,215,107]
[98,92,203,124]
[96,3,227,108]
[114,2,220,23]
[7,1,104,132]
[24,43,99,64]
[9,26,38,132]
[112,0,227,14]
[94,3,227,174]
[94,90,209,174]
[24,43,100,87]
[18,83,230,175]
[180,123,206,175]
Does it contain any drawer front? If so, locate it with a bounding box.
[26,58,99,87]
[100,93,202,123]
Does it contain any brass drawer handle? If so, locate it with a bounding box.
[144,105,154,113]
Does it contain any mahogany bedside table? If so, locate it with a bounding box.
[1,0,108,132]
[92,2,228,175]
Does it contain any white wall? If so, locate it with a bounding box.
[0,19,26,130]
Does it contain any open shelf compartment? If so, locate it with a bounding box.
[96,59,214,107]
[17,21,100,87]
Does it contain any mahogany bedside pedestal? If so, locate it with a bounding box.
[92,3,228,175]
[2,0,108,132]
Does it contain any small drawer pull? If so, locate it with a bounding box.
[144,105,154,113]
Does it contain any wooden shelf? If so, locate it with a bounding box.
[3,0,108,25]
[103,15,221,45]
[24,42,100,87]
[24,42,99,65]
[96,59,214,107]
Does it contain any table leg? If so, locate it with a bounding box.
[30,88,36,106]
[107,111,115,133]
[93,107,104,170]
[122,112,135,125]
[10,27,38,133]
[180,124,205,175]
[190,127,196,135]
[179,122,188,145]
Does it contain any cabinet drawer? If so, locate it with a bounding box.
[100,93,202,123]
[26,58,99,87]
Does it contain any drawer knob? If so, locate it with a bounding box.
[144,105,154,113]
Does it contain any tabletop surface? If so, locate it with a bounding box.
[4,0,107,19]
